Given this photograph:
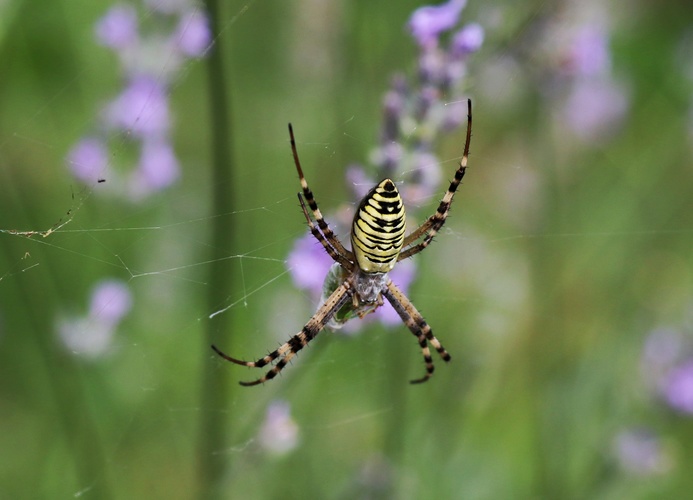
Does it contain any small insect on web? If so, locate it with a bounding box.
[212,99,473,386]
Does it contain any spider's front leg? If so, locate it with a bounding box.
[398,99,472,262]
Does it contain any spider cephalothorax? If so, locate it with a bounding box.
[212,99,472,386]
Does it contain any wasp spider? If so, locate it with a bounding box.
[212,99,472,386]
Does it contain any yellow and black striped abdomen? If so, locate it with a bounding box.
[351,179,406,273]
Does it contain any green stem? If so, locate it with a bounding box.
[198,0,236,497]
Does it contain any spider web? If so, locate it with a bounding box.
[1,0,692,498]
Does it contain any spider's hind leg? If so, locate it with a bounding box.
[211,343,287,369]
[212,282,354,386]
[211,337,304,386]
[382,280,451,384]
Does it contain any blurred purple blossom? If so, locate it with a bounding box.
[67,2,210,200]
[641,327,685,383]
[370,141,404,177]
[95,4,139,50]
[444,24,483,85]
[88,280,133,325]
[105,77,171,138]
[346,164,374,201]
[562,77,629,142]
[175,10,211,57]
[612,428,672,476]
[441,98,470,131]
[402,151,442,205]
[565,24,611,77]
[409,0,467,47]
[67,137,110,184]
[57,279,133,359]
[543,16,630,144]
[382,87,406,142]
[58,317,117,359]
[133,137,181,193]
[639,327,693,416]
[451,23,484,56]
[258,400,300,455]
[418,48,445,86]
[288,233,335,294]
[662,359,693,414]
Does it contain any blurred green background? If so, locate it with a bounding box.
[2,0,693,498]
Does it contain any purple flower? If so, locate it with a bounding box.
[175,10,211,57]
[442,98,470,131]
[612,428,672,476]
[105,77,170,138]
[135,138,181,192]
[416,86,440,120]
[287,233,335,296]
[370,142,404,175]
[541,15,629,146]
[382,86,406,143]
[69,4,211,200]
[57,316,117,359]
[95,4,139,50]
[346,164,374,201]
[57,279,132,358]
[561,77,629,142]
[258,400,300,455]
[67,137,110,184]
[401,151,442,206]
[418,47,445,85]
[662,359,693,414]
[409,0,467,47]
[451,23,484,56]
[567,24,611,77]
[89,280,133,326]
[641,327,685,379]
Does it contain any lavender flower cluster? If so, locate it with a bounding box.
[57,280,133,358]
[286,0,482,330]
[257,400,300,455]
[67,1,211,201]
[611,326,693,476]
[560,23,629,143]
[642,327,693,415]
[545,5,630,143]
[58,1,211,355]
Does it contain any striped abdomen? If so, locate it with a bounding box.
[351,179,406,273]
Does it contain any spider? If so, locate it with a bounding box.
[212,99,472,386]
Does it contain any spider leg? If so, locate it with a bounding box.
[383,280,451,384]
[398,99,472,261]
[212,281,353,386]
[288,123,355,262]
[298,193,354,271]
